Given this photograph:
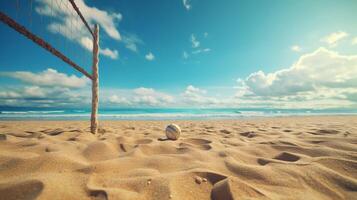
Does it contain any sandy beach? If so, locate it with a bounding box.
[0,116,356,200]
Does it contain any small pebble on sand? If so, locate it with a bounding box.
[0,134,6,141]
[195,176,202,184]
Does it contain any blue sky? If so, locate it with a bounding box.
[0,0,357,109]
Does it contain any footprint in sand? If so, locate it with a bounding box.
[240,131,256,138]
[206,130,216,133]
[67,133,81,141]
[257,158,271,166]
[20,140,39,147]
[7,132,41,138]
[308,140,325,144]
[317,129,339,134]
[180,142,212,150]
[308,129,339,135]
[179,142,195,148]
[344,131,351,137]
[0,180,44,200]
[67,129,82,133]
[257,152,301,166]
[0,134,6,140]
[211,177,266,200]
[183,138,212,145]
[43,128,64,136]
[278,140,299,146]
[273,152,300,162]
[220,129,231,134]
[135,139,153,145]
[204,126,215,129]
[45,146,58,152]
[88,189,108,200]
[182,138,212,150]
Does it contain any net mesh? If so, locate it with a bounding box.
[0,0,93,74]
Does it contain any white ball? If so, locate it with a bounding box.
[165,124,181,140]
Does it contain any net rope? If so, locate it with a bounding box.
[0,0,100,134]
[1,0,93,75]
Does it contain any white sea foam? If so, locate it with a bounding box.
[0,109,354,120]
[1,110,65,114]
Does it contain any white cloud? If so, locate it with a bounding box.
[2,47,356,109]
[181,85,221,106]
[0,91,21,99]
[75,0,121,40]
[184,85,206,95]
[0,71,177,108]
[134,87,157,95]
[126,43,138,52]
[291,45,302,52]
[80,37,118,59]
[183,0,192,10]
[352,37,357,45]
[192,48,211,54]
[321,31,349,47]
[0,71,216,108]
[35,0,121,59]
[145,52,155,61]
[235,47,357,108]
[99,48,118,59]
[191,34,200,48]
[108,95,130,105]
[1,68,89,88]
[133,88,174,106]
[79,37,93,50]
[122,33,144,52]
[0,85,90,108]
[183,51,189,59]
[36,0,121,40]
[184,34,211,59]
[24,86,46,98]
[102,87,175,107]
[242,48,357,96]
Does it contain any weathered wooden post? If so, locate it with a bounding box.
[91,24,99,134]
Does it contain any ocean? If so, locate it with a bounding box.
[0,107,356,120]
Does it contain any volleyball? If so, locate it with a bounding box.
[165,124,181,140]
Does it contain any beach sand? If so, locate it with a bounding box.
[0,116,356,200]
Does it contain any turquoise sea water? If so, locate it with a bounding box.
[0,107,356,120]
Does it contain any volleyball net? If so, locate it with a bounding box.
[0,0,100,134]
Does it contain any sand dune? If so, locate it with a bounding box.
[0,116,356,200]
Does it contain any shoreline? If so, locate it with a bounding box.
[0,114,356,121]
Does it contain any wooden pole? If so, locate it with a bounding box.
[91,24,99,134]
